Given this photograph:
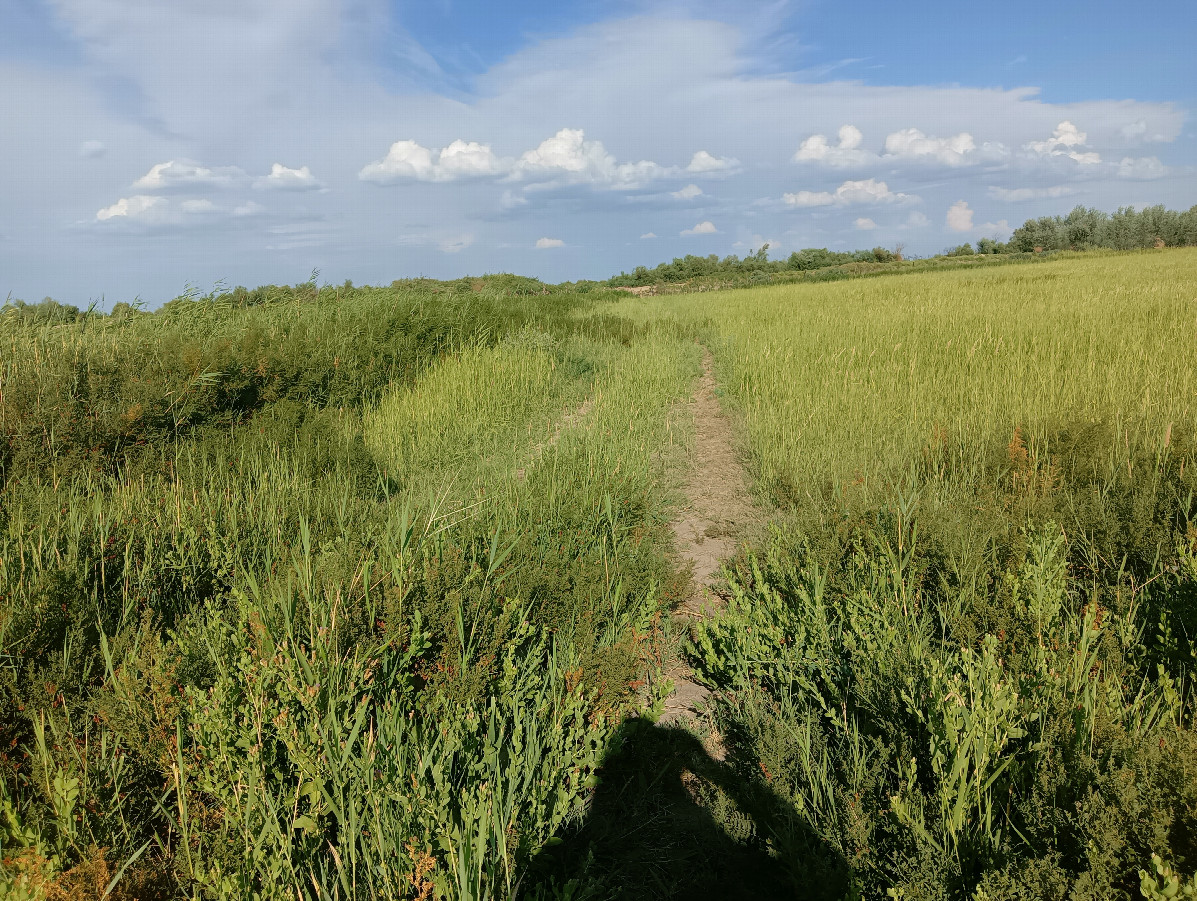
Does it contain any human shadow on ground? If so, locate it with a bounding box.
[523,717,849,900]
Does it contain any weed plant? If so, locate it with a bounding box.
[654,249,1197,898]
[0,280,698,899]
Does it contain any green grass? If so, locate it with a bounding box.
[630,248,1197,899]
[2,250,1196,900]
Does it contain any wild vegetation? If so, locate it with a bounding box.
[2,248,1196,899]
[615,249,1197,898]
[608,203,1197,291]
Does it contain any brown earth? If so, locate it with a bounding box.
[659,347,759,728]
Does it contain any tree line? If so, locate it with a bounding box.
[610,203,1197,286]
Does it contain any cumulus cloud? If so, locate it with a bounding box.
[254,163,323,191]
[133,159,245,190]
[96,194,246,225]
[796,125,1003,169]
[360,130,737,193]
[681,220,717,235]
[883,128,987,166]
[905,211,929,228]
[854,217,877,230]
[360,139,504,184]
[783,178,915,208]
[794,125,872,167]
[438,140,507,180]
[988,185,1076,202]
[232,201,264,217]
[78,140,106,159]
[360,130,735,193]
[946,200,974,232]
[640,232,657,239]
[947,200,1011,236]
[1024,121,1102,164]
[512,128,669,189]
[4,7,1191,304]
[686,150,738,173]
[535,236,565,248]
[96,194,166,221]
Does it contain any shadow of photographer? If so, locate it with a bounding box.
[524,717,848,900]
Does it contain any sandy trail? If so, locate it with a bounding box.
[659,347,759,727]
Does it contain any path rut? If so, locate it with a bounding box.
[659,347,758,727]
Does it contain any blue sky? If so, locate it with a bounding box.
[2,0,1194,306]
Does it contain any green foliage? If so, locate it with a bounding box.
[691,506,1197,898]
[5,251,1196,899]
[605,205,1197,292]
[1009,204,1197,253]
[0,278,695,898]
[1140,854,1197,900]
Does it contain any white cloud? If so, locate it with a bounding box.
[672,183,703,199]
[783,178,915,208]
[680,221,717,236]
[1027,120,1087,151]
[96,194,166,221]
[854,217,877,230]
[905,211,929,228]
[988,185,1076,202]
[946,200,1012,236]
[254,163,323,191]
[946,200,974,232]
[360,139,504,184]
[686,150,738,173]
[514,127,675,189]
[512,128,669,189]
[437,140,506,180]
[1117,156,1169,180]
[96,194,250,225]
[1024,121,1101,164]
[796,125,1003,169]
[133,159,245,190]
[3,8,1190,304]
[794,125,872,167]
[78,140,106,159]
[640,232,657,239]
[360,131,730,192]
[883,128,982,166]
[535,236,565,248]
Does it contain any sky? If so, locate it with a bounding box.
[2,0,1195,307]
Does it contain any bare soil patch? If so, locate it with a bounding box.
[659,347,759,727]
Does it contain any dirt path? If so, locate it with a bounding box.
[659,347,759,727]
